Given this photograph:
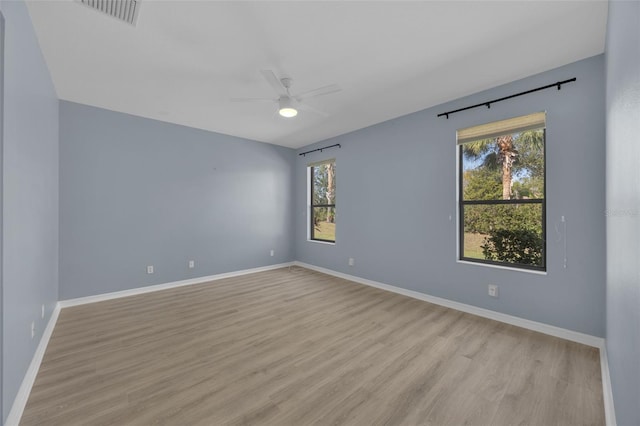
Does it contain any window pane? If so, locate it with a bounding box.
[312,162,336,205]
[461,129,544,201]
[462,203,544,268]
[312,206,336,241]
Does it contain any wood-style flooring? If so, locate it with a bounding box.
[21,267,604,425]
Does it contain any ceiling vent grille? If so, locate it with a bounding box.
[77,0,140,26]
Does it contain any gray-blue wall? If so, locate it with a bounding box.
[0,11,4,421]
[295,55,606,337]
[605,1,640,425]
[59,101,295,300]
[0,0,59,422]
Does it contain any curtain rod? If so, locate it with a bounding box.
[299,143,341,157]
[438,77,576,119]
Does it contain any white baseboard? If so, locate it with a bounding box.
[5,302,61,426]
[600,345,617,426]
[293,261,604,348]
[59,262,294,308]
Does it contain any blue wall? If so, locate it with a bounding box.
[59,101,295,300]
[605,1,640,425]
[0,11,4,421]
[295,55,606,337]
[0,0,59,422]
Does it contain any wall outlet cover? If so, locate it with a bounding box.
[488,284,499,298]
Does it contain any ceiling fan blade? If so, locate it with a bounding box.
[260,69,287,96]
[230,97,275,103]
[296,101,329,117]
[296,84,341,101]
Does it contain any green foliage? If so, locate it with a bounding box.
[461,138,496,162]
[461,130,544,182]
[463,204,542,235]
[481,229,543,266]
[312,207,335,226]
[512,176,544,199]
[312,166,328,204]
[514,130,545,178]
[463,168,502,200]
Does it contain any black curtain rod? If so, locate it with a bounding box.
[438,77,576,119]
[299,143,341,157]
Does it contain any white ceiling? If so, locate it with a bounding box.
[26,1,607,149]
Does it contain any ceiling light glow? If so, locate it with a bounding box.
[279,107,298,118]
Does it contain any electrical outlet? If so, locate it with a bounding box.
[41,304,45,319]
[348,258,355,267]
[488,284,499,298]
[188,260,195,269]
[270,249,275,257]
[31,321,35,339]
[147,265,154,274]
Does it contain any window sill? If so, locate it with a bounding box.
[456,260,547,275]
[307,239,335,246]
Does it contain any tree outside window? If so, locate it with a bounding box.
[459,113,546,270]
[310,160,336,242]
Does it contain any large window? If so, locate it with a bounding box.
[309,160,336,242]
[458,112,546,271]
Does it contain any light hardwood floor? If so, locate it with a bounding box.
[21,267,604,425]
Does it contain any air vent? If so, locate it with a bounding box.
[77,0,140,26]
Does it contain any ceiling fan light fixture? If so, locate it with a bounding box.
[231,71,340,118]
[278,98,298,118]
[279,107,298,118]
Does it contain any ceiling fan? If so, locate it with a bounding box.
[231,70,341,118]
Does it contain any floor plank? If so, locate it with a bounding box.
[20,267,605,425]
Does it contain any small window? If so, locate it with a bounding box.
[458,112,546,271]
[309,160,336,242]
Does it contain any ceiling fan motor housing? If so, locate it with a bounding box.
[278,97,298,117]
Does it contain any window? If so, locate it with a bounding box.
[309,160,336,242]
[458,112,546,271]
